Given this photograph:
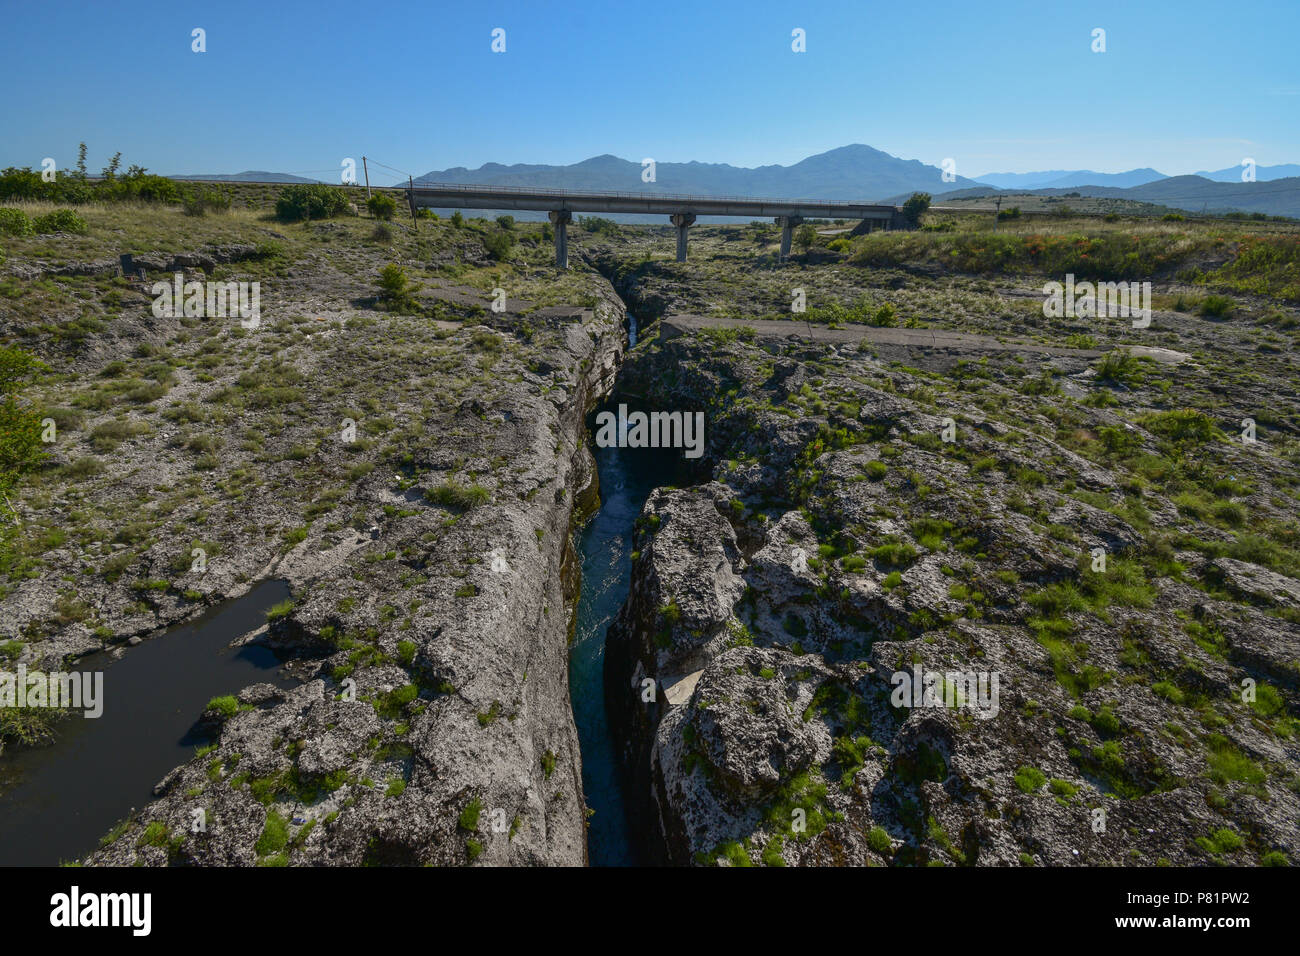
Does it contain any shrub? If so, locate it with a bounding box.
[902,192,931,227]
[275,183,349,222]
[183,187,232,216]
[255,811,289,856]
[376,263,420,311]
[495,214,515,230]
[458,797,482,831]
[425,478,490,511]
[867,826,892,854]
[366,193,397,220]
[1198,294,1234,319]
[578,215,618,235]
[32,209,88,234]
[869,303,898,327]
[1095,349,1151,387]
[483,229,515,261]
[1014,765,1046,793]
[206,695,239,718]
[1140,408,1218,445]
[794,223,818,254]
[0,208,33,236]
[0,346,48,499]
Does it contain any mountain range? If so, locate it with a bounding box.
[414,145,986,200]
[174,145,1300,218]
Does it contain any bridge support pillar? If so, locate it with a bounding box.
[776,215,804,262]
[670,213,696,262]
[548,210,573,269]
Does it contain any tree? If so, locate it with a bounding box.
[367,193,397,220]
[902,192,931,227]
[483,229,515,261]
[275,183,350,222]
[495,214,515,230]
[101,151,122,181]
[376,263,420,312]
[795,223,817,256]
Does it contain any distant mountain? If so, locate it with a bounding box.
[973,168,1166,190]
[1194,163,1300,183]
[916,174,1300,219]
[416,145,984,202]
[168,171,322,183]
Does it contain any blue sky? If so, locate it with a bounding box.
[3,0,1297,182]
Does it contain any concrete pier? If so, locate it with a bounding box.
[548,210,573,269]
[670,213,696,262]
[777,215,804,261]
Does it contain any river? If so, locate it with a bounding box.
[0,579,294,866]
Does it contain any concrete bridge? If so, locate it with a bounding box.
[405,182,906,268]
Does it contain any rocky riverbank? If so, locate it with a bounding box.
[603,284,1299,866]
[1,204,626,865]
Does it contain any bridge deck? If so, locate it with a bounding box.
[407,182,899,220]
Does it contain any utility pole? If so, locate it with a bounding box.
[408,176,418,231]
[993,196,1002,231]
[362,156,371,200]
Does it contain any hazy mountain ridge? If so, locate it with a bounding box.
[918,174,1300,218]
[172,148,1300,218]
[417,145,985,201]
[973,168,1167,190]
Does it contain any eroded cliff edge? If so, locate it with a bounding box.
[79,289,626,865]
[606,326,1299,867]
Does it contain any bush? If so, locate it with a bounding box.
[32,209,88,234]
[901,192,931,227]
[1014,765,1046,793]
[794,223,818,254]
[867,826,892,854]
[578,215,618,235]
[495,214,515,230]
[0,208,33,236]
[1140,408,1218,445]
[425,478,491,511]
[366,193,397,220]
[483,230,515,261]
[376,263,419,311]
[183,186,231,217]
[0,346,49,500]
[1198,294,1234,319]
[275,183,350,222]
[206,695,239,718]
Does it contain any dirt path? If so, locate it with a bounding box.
[657,314,1190,364]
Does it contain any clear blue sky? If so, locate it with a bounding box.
[3,0,1297,182]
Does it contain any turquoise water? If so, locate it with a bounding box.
[569,315,686,866]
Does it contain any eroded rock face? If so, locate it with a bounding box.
[607,330,1300,867]
[77,294,626,867]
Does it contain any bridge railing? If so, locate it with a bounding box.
[407,180,894,209]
